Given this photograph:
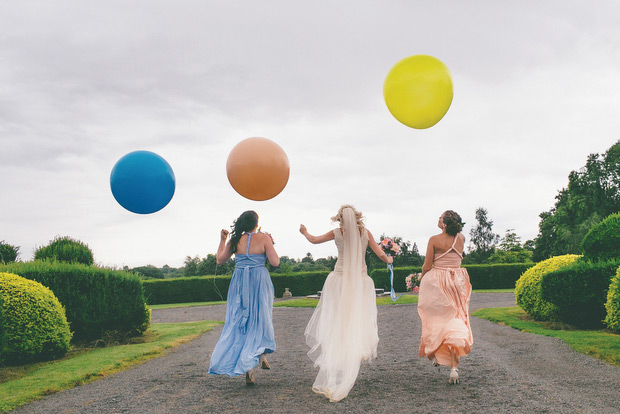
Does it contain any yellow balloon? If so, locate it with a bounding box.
[383,55,453,129]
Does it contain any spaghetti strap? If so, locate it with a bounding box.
[245,232,253,257]
[435,236,463,261]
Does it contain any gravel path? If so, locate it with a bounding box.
[15,293,620,413]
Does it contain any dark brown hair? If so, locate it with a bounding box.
[229,210,258,254]
[443,210,463,236]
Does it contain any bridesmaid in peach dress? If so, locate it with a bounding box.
[417,210,473,384]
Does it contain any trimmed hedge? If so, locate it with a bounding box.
[145,264,536,306]
[0,272,72,364]
[605,266,620,333]
[370,263,533,292]
[143,271,332,305]
[0,261,150,341]
[515,255,581,322]
[541,259,620,328]
[581,212,620,261]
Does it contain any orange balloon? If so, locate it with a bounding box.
[226,137,290,201]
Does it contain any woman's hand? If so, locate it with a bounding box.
[220,229,229,241]
[299,224,307,235]
[386,255,394,264]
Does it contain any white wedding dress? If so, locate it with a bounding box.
[304,208,379,402]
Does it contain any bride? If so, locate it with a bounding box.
[299,205,393,402]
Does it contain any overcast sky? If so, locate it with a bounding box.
[1,1,619,268]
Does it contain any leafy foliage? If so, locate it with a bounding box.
[0,272,72,364]
[465,207,499,264]
[0,261,150,341]
[515,254,580,321]
[34,236,94,266]
[533,140,620,261]
[605,266,620,333]
[541,259,620,328]
[484,229,534,264]
[130,265,165,279]
[0,241,19,263]
[581,212,620,262]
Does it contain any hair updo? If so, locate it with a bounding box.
[331,204,365,232]
[443,210,464,236]
[229,210,259,254]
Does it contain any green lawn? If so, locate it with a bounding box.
[473,307,620,367]
[0,321,221,412]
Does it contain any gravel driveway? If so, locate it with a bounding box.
[14,293,620,413]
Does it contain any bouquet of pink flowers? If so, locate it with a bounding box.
[405,273,421,294]
[380,238,400,256]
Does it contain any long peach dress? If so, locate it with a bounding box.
[417,236,473,366]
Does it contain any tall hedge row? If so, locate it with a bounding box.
[143,271,331,305]
[144,265,531,305]
[541,259,620,328]
[370,263,533,292]
[0,261,150,341]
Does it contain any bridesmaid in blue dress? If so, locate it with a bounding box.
[209,210,280,385]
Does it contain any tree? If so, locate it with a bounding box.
[465,207,499,264]
[533,140,620,261]
[184,255,201,276]
[0,241,19,263]
[131,265,165,279]
[486,229,533,263]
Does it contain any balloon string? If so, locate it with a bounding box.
[213,262,225,301]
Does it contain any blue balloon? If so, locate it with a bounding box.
[110,151,176,214]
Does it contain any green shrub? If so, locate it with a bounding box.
[604,266,620,333]
[271,271,330,298]
[142,271,332,305]
[0,261,150,341]
[581,212,620,261]
[0,241,19,263]
[34,236,94,266]
[0,272,72,364]
[370,263,533,292]
[143,275,233,305]
[541,259,620,328]
[515,254,580,321]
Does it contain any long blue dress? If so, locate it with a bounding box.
[208,232,276,376]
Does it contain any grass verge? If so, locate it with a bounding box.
[473,307,620,367]
[274,294,419,308]
[149,301,226,310]
[0,321,221,412]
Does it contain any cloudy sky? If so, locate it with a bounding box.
[1,1,619,269]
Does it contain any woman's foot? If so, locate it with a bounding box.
[245,369,256,385]
[259,354,271,370]
[449,368,459,385]
[431,357,439,367]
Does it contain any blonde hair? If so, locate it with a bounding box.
[331,204,365,233]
